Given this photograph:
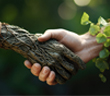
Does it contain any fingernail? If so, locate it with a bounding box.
[49,71,54,78]
[43,67,50,74]
[38,36,45,42]
[39,35,45,38]
[33,63,41,70]
[34,63,40,66]
[25,60,31,66]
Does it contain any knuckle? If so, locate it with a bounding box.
[31,68,39,76]
[57,28,67,34]
[38,68,50,82]
[30,63,41,76]
[58,28,65,32]
[39,76,46,82]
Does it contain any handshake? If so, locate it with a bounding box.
[0,22,103,85]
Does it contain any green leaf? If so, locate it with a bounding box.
[95,58,109,72]
[98,16,108,26]
[104,26,110,36]
[96,33,107,43]
[81,12,90,25]
[99,48,110,59]
[104,39,110,47]
[99,74,107,83]
[89,24,100,36]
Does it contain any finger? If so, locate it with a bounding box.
[38,29,66,42]
[46,71,57,85]
[63,47,86,69]
[55,53,77,75]
[60,58,77,75]
[39,66,50,82]
[55,63,71,80]
[31,63,41,76]
[24,60,32,69]
[51,53,71,80]
[55,73,66,84]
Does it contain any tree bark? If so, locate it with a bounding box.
[0,22,86,84]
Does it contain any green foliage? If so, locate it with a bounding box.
[89,24,100,36]
[81,12,110,82]
[99,74,107,83]
[95,58,109,72]
[104,26,110,36]
[99,48,110,59]
[96,33,107,43]
[81,12,91,25]
[98,16,108,26]
[104,39,110,47]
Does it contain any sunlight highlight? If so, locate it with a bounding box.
[58,0,77,20]
[74,0,91,7]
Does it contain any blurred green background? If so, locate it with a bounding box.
[0,0,110,95]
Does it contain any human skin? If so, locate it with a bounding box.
[24,29,103,85]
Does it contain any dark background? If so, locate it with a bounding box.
[0,0,110,95]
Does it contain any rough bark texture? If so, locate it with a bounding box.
[0,22,86,84]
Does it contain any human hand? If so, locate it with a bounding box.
[24,29,103,85]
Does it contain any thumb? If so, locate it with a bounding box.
[38,29,66,42]
[38,30,52,42]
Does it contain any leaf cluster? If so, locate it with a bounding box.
[81,12,110,82]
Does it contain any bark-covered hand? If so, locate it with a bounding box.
[0,23,86,84]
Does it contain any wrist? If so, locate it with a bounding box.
[80,32,103,62]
